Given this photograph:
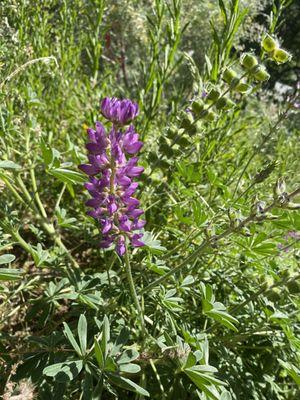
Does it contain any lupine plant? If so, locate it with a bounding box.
[0,0,300,399]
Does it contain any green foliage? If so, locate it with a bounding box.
[0,0,299,399]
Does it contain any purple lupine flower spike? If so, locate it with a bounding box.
[79,97,145,256]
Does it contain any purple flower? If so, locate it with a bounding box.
[80,97,145,255]
[101,97,139,125]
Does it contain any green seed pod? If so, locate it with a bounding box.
[235,82,252,94]
[261,34,277,52]
[229,77,240,89]
[241,53,258,70]
[180,112,194,129]
[273,48,291,64]
[287,280,300,294]
[266,288,281,302]
[166,125,177,139]
[204,110,217,122]
[192,100,204,115]
[185,123,197,136]
[207,88,221,101]
[215,97,227,110]
[254,66,270,82]
[223,68,237,84]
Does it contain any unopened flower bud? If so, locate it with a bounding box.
[273,48,292,64]
[235,82,252,94]
[261,34,277,52]
[254,66,270,82]
[223,68,237,84]
[241,53,258,70]
[207,89,221,101]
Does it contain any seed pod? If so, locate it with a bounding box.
[185,123,197,136]
[273,48,291,64]
[192,100,204,115]
[235,82,252,94]
[204,110,217,122]
[266,288,281,301]
[287,280,300,294]
[207,89,221,101]
[261,34,277,52]
[241,53,258,70]
[215,97,227,110]
[254,66,270,82]
[223,68,237,84]
[180,112,194,129]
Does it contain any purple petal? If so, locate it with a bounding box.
[131,233,144,247]
[116,235,126,256]
[79,164,99,176]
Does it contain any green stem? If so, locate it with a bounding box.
[124,245,146,338]
[30,166,48,219]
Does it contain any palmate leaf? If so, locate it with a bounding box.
[0,254,16,264]
[184,368,222,400]
[43,360,83,382]
[63,322,82,356]
[0,268,23,281]
[206,310,239,332]
[278,359,300,386]
[106,373,149,397]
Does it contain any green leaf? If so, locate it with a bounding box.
[0,268,23,281]
[206,310,239,332]
[63,322,82,356]
[49,168,86,185]
[107,373,150,397]
[184,352,197,369]
[104,356,118,372]
[278,359,300,385]
[184,369,225,400]
[0,254,16,264]
[101,315,110,358]
[221,390,232,400]
[118,349,139,365]
[40,139,53,166]
[78,314,87,355]
[94,339,105,369]
[0,160,21,170]
[142,231,167,253]
[43,360,83,382]
[119,363,141,373]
